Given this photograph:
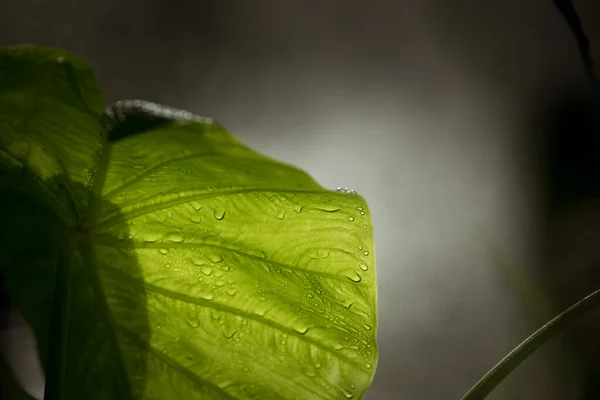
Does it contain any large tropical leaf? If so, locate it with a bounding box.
[0,46,377,399]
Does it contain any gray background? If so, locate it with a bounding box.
[1,1,599,399]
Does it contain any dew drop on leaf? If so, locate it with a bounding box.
[359,263,369,271]
[363,250,369,256]
[201,266,213,276]
[189,215,201,223]
[293,326,309,334]
[167,233,184,243]
[187,319,200,328]
[200,293,214,301]
[333,343,344,350]
[276,211,285,219]
[190,201,202,211]
[346,272,362,283]
[365,363,372,369]
[158,248,168,255]
[226,288,237,296]
[209,254,223,263]
[224,329,237,339]
[363,323,372,331]
[347,216,355,222]
[213,210,226,220]
[215,280,225,287]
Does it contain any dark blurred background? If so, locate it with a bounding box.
[1,1,599,399]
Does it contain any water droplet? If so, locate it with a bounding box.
[359,263,368,271]
[158,248,168,255]
[365,363,372,369]
[226,288,237,296]
[356,207,364,211]
[197,276,203,282]
[200,293,214,301]
[215,280,225,287]
[315,362,322,369]
[333,343,344,350]
[167,233,184,243]
[346,272,362,283]
[363,323,372,331]
[360,211,365,215]
[222,265,230,271]
[293,326,310,334]
[156,324,162,329]
[209,254,223,263]
[187,319,200,328]
[189,215,202,223]
[363,225,368,230]
[166,210,173,219]
[293,205,304,213]
[276,211,285,219]
[342,389,354,399]
[224,330,237,339]
[336,187,358,195]
[192,258,205,266]
[347,216,355,222]
[213,210,226,220]
[363,250,369,256]
[189,201,202,211]
[201,266,213,276]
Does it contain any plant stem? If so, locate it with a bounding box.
[43,236,77,400]
[552,0,599,90]
[461,287,600,400]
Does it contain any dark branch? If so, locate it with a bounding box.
[553,0,599,89]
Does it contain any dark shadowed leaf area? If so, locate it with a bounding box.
[0,46,377,399]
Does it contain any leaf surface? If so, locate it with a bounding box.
[0,46,377,400]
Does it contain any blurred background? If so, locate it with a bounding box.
[1,0,599,398]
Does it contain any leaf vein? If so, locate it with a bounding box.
[94,188,327,230]
[98,263,363,369]
[115,324,241,400]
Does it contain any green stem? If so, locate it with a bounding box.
[43,235,77,400]
[461,287,600,400]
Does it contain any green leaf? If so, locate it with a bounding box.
[0,45,377,399]
[0,354,37,400]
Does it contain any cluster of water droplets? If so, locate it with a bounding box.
[102,100,213,132]
[336,187,358,195]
